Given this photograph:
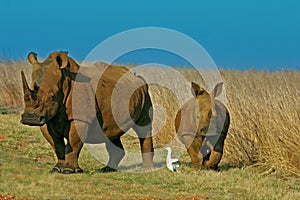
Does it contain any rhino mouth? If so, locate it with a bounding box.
[20,112,46,126]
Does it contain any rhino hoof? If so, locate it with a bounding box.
[59,168,83,174]
[61,168,75,174]
[211,165,220,171]
[50,166,61,173]
[98,166,117,173]
[75,168,84,173]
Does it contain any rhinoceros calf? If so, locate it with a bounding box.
[175,82,230,170]
[20,51,154,173]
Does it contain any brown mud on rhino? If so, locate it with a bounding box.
[175,82,230,170]
[20,51,154,174]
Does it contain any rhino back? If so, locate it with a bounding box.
[95,65,148,132]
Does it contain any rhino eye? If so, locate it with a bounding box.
[24,94,31,101]
[198,90,205,95]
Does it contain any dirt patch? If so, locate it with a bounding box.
[0,194,15,200]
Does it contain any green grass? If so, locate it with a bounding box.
[0,114,299,200]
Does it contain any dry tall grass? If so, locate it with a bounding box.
[0,61,31,113]
[0,61,299,176]
[222,70,300,176]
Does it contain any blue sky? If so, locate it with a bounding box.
[0,0,300,70]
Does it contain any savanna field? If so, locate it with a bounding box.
[0,61,299,199]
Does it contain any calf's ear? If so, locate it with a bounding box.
[191,82,205,97]
[211,82,223,98]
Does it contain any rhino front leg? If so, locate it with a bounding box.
[203,149,222,170]
[188,136,205,169]
[40,125,65,173]
[180,134,204,169]
[40,125,54,148]
[46,124,66,173]
[203,132,226,170]
[63,121,84,174]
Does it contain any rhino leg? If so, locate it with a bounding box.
[40,125,54,148]
[133,94,154,169]
[180,134,204,169]
[99,137,125,172]
[62,121,84,174]
[133,126,154,169]
[203,150,222,170]
[43,122,68,174]
[203,132,226,170]
[138,135,154,169]
[40,125,65,173]
[42,121,84,174]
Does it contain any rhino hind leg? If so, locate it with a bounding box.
[99,137,125,173]
[133,125,154,169]
[133,98,154,169]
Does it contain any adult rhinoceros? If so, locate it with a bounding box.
[175,82,230,170]
[20,51,154,173]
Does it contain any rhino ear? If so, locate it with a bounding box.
[55,51,69,69]
[191,82,205,97]
[53,51,79,73]
[27,52,42,71]
[211,82,223,98]
[27,52,38,64]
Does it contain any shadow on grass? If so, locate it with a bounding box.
[117,160,167,173]
[179,161,246,172]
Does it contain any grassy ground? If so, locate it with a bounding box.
[1,61,300,199]
[0,114,299,200]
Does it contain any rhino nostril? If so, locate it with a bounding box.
[20,113,46,125]
[39,116,46,124]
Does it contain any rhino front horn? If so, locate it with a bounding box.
[21,71,32,96]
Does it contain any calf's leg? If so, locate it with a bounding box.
[203,132,226,170]
[179,134,204,169]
